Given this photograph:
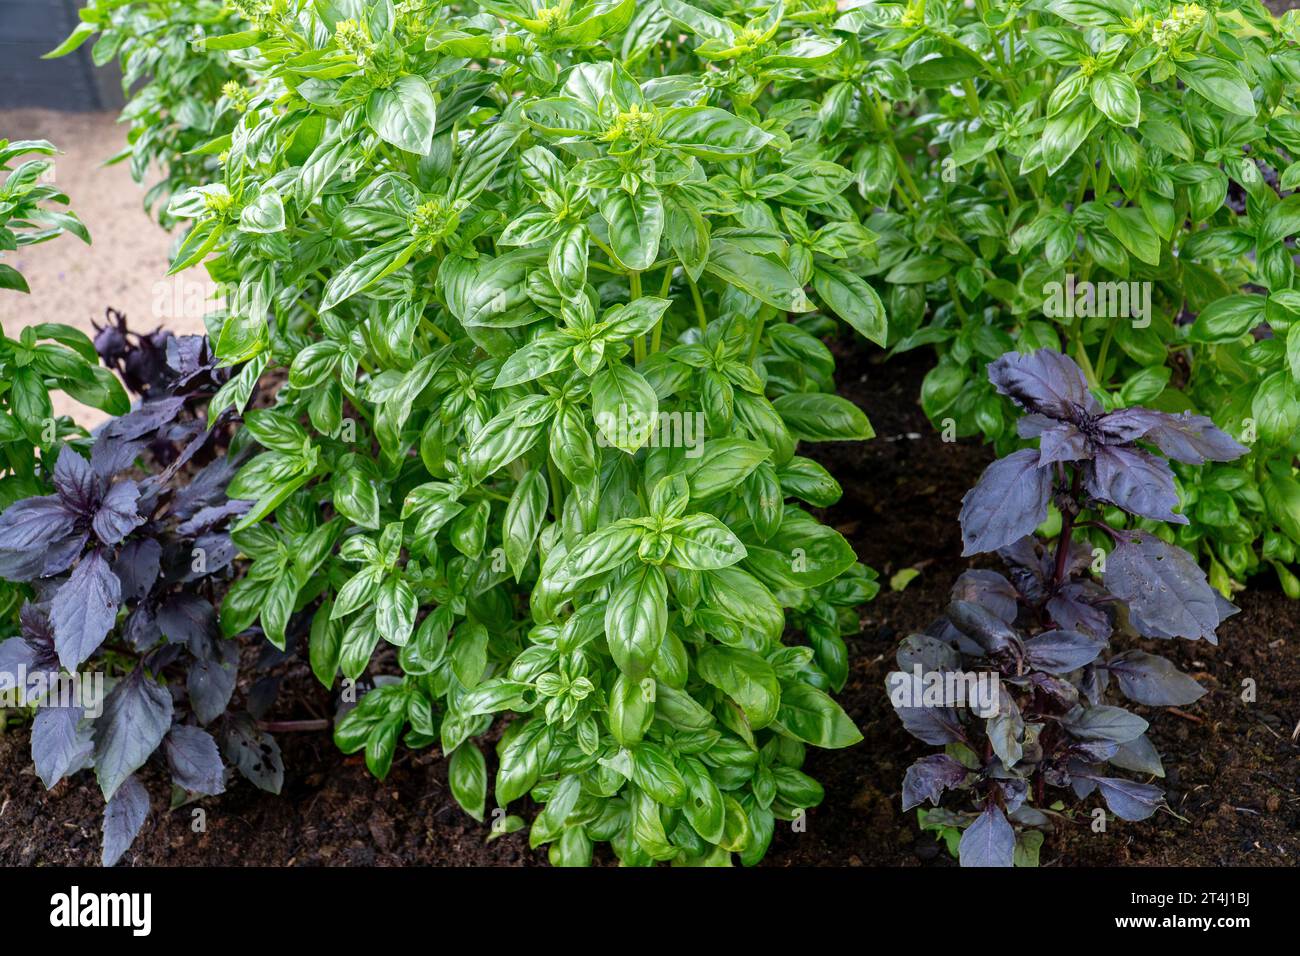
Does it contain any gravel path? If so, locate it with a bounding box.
[0,108,213,425]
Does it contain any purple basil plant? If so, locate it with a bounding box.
[0,329,277,865]
[889,348,1247,867]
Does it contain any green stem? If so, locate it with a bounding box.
[862,89,923,206]
[547,457,564,521]
[629,271,645,364]
[962,79,1020,210]
[687,274,708,332]
[947,277,970,322]
[1095,323,1115,384]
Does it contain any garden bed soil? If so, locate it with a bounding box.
[1,349,1297,867]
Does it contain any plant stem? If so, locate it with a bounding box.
[257,719,330,733]
[629,270,645,363]
[687,274,708,332]
[1051,469,1083,589]
[547,457,564,520]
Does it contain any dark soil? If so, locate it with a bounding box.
[2,348,1297,867]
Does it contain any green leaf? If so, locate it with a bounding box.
[1177,58,1255,117]
[1089,72,1140,127]
[684,439,770,499]
[44,22,96,59]
[813,264,887,346]
[706,242,812,312]
[1105,206,1161,266]
[309,601,343,688]
[1252,371,1300,445]
[1260,195,1300,248]
[0,263,30,293]
[449,743,488,822]
[451,622,489,688]
[604,564,668,679]
[591,363,659,453]
[504,469,548,581]
[601,185,664,272]
[658,106,773,158]
[321,238,416,311]
[366,75,437,154]
[238,191,286,234]
[1041,99,1101,174]
[667,514,747,570]
[1190,294,1266,343]
[743,509,857,589]
[697,646,781,729]
[772,392,873,442]
[773,682,862,748]
[376,576,417,646]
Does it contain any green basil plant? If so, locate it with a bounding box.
[62,0,889,865]
[823,0,1300,595]
[1,138,128,629]
[48,0,251,227]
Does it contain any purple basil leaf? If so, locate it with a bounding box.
[1064,704,1148,744]
[171,455,243,519]
[958,804,1015,867]
[221,714,284,794]
[1046,581,1112,641]
[1097,408,1247,463]
[53,446,100,516]
[101,774,150,867]
[188,639,238,725]
[0,636,36,693]
[1069,773,1098,799]
[114,538,163,603]
[163,725,226,795]
[1106,651,1205,706]
[987,349,1101,420]
[0,496,77,580]
[1022,628,1106,674]
[166,334,210,382]
[895,633,961,672]
[886,672,965,745]
[959,448,1051,556]
[90,433,145,480]
[100,397,186,442]
[153,422,217,488]
[51,551,122,670]
[1037,423,1090,466]
[1072,739,1120,763]
[176,501,250,536]
[156,593,218,646]
[92,668,173,801]
[124,604,164,652]
[947,600,1023,658]
[950,569,1019,623]
[184,531,236,580]
[41,530,88,578]
[1079,663,1109,705]
[902,754,970,810]
[1086,444,1185,523]
[1015,412,1056,438]
[1109,734,1165,777]
[18,602,60,670]
[1090,775,1165,821]
[1104,531,1228,642]
[31,704,94,789]
[1028,671,1080,708]
[996,778,1028,814]
[92,479,144,545]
